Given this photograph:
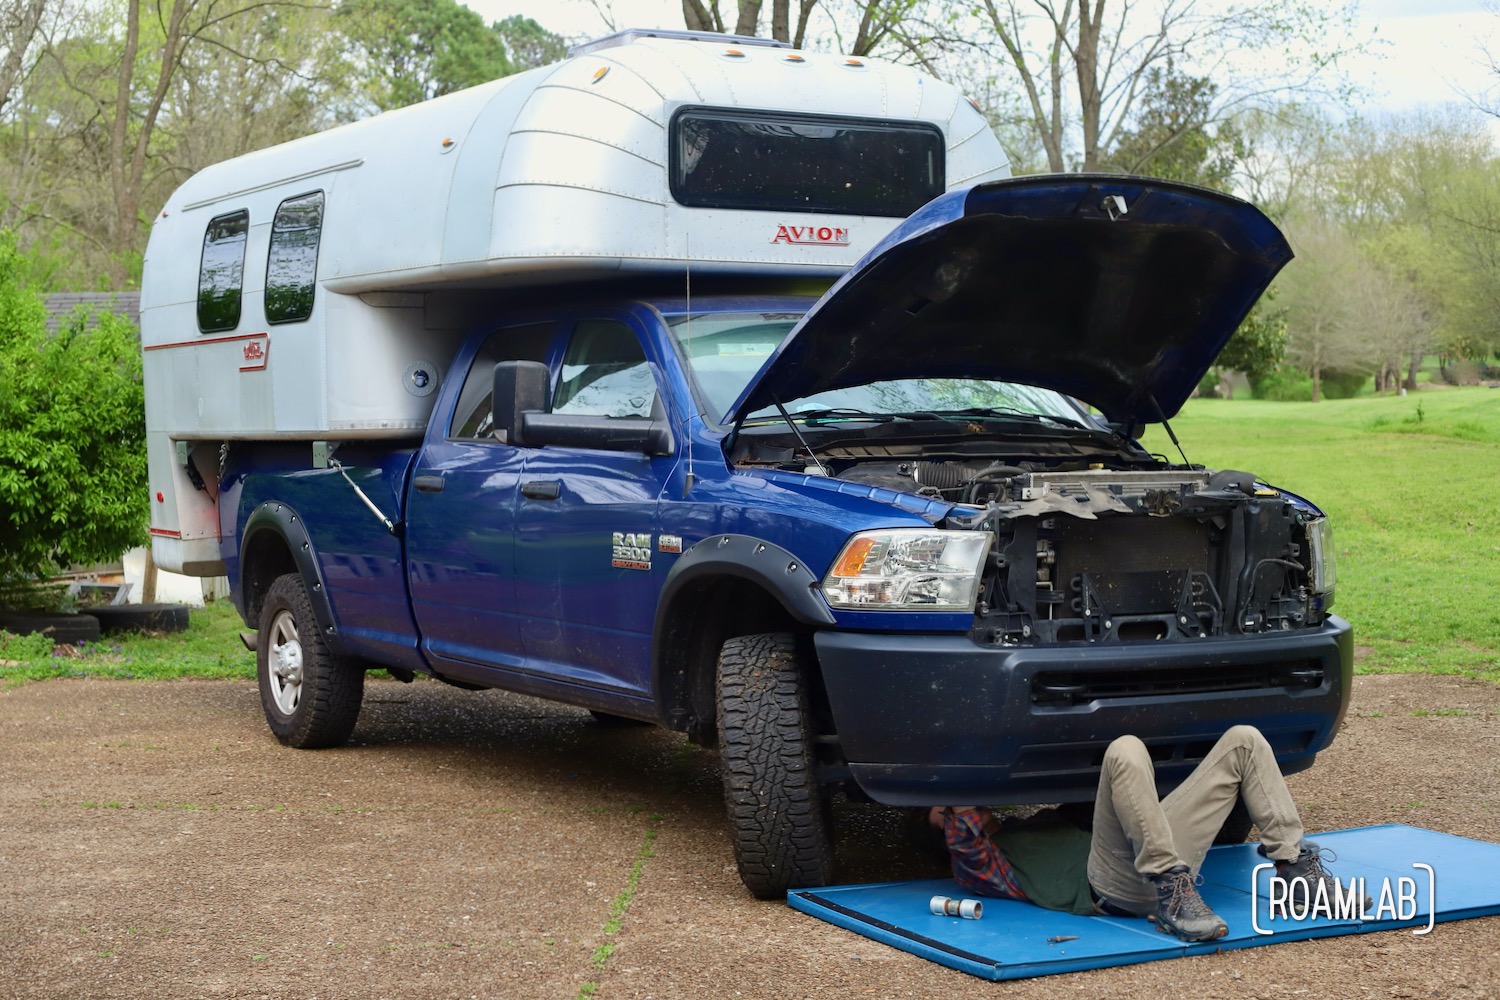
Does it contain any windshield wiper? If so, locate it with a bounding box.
[935,407,1086,429]
[794,408,901,425]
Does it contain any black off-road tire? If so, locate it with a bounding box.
[88,603,191,635]
[716,632,834,899]
[0,610,99,645]
[257,573,364,749]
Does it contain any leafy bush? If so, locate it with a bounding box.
[0,232,148,583]
[1249,369,1314,401]
[0,628,56,663]
[1320,370,1368,399]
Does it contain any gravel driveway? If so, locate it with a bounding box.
[2,673,1497,999]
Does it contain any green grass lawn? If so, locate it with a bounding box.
[3,385,1497,685]
[1141,386,1500,679]
[0,601,255,686]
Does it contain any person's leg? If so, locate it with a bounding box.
[1085,734,1183,914]
[1085,735,1227,940]
[1160,724,1305,872]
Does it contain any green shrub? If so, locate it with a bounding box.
[0,628,56,663]
[0,231,148,584]
[1320,370,1368,399]
[1250,369,1314,401]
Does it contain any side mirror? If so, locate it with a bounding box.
[492,360,550,446]
[519,413,674,456]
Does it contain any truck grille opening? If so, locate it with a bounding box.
[1031,660,1326,707]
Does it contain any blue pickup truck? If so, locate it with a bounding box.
[210,176,1351,898]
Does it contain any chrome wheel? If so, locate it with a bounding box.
[266,608,304,716]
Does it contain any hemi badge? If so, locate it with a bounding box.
[658,534,683,554]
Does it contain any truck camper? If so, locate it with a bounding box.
[143,28,1009,573]
[142,30,1351,899]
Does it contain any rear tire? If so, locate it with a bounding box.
[89,603,191,635]
[0,610,99,644]
[257,573,364,749]
[716,632,834,898]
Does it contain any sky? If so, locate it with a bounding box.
[465,0,1500,122]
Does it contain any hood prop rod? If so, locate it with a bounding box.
[1149,394,1193,468]
[771,394,829,477]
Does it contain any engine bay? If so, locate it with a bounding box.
[733,431,1330,650]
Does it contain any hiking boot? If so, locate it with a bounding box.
[1274,841,1370,914]
[1150,866,1228,941]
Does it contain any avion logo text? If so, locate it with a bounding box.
[771,224,850,246]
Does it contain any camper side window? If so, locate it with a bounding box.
[198,210,249,333]
[553,321,657,419]
[450,322,557,439]
[266,191,324,324]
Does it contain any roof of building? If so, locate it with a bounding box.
[44,292,141,335]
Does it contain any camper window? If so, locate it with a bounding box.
[670,108,944,217]
[197,209,249,333]
[265,191,324,324]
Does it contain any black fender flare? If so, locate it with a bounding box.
[240,500,340,647]
[657,533,836,630]
[651,533,835,724]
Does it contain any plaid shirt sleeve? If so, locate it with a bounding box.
[942,807,1028,901]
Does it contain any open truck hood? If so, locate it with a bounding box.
[727,175,1292,427]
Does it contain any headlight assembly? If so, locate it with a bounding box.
[1305,516,1336,606]
[821,529,992,611]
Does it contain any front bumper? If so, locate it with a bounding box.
[814,614,1352,805]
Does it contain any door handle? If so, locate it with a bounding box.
[413,474,445,493]
[521,480,561,500]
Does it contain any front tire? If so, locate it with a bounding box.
[716,632,834,898]
[257,573,364,749]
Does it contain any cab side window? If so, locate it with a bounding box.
[198,210,249,333]
[265,191,324,324]
[553,321,657,418]
[450,322,556,439]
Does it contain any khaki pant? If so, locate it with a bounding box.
[1086,725,1305,915]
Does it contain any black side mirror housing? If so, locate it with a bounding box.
[492,360,550,445]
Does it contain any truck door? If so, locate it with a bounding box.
[404,322,555,681]
[511,317,676,701]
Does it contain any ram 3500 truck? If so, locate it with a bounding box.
[143,31,1350,899]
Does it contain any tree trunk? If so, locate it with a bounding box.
[108,0,142,265]
[770,0,788,42]
[1311,366,1322,403]
[0,0,48,116]
[734,0,762,36]
[1075,0,1104,172]
[791,0,815,47]
[1406,349,1420,391]
[682,0,719,32]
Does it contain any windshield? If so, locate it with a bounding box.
[753,379,1083,423]
[665,310,1085,426]
[666,311,800,421]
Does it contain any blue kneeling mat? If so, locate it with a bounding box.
[788,824,1500,981]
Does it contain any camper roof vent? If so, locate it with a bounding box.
[568,28,793,57]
